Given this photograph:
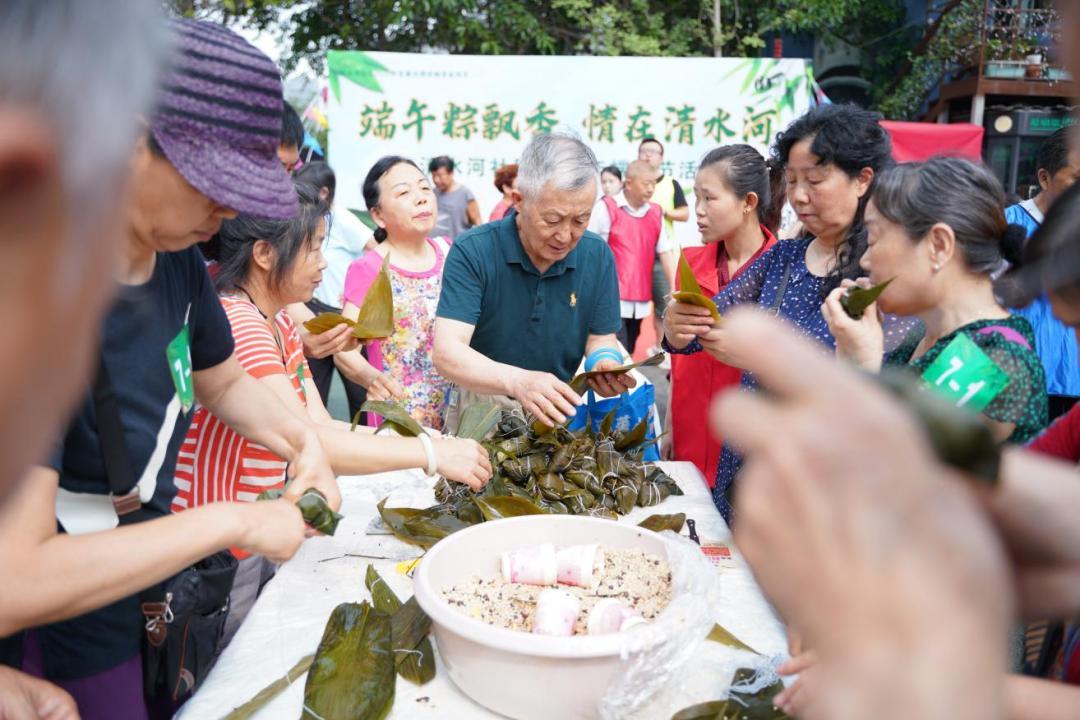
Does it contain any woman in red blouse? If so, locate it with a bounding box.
[664,145,781,482]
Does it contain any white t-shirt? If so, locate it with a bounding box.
[588,191,671,319]
[314,206,373,308]
[1020,197,1045,224]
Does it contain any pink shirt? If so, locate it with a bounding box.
[342,237,453,430]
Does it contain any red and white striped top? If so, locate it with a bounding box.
[172,296,307,556]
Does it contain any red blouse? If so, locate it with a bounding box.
[669,226,777,484]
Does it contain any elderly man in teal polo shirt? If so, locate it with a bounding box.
[434,132,635,429]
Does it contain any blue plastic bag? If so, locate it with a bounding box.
[567,383,660,461]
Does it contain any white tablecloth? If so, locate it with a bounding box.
[179,462,787,719]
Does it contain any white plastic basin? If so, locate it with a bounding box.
[412,515,669,720]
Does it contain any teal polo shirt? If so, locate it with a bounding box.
[437,213,622,381]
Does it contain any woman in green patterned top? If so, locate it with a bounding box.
[823,157,1048,443]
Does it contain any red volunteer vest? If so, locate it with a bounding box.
[670,226,777,484]
[603,195,663,302]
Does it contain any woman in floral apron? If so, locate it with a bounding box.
[343,156,453,431]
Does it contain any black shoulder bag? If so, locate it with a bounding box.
[93,357,238,702]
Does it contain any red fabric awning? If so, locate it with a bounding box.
[880,120,985,163]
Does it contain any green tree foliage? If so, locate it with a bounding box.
[165,0,989,120]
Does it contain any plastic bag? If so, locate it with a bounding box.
[598,531,788,718]
[597,531,720,718]
[568,382,661,462]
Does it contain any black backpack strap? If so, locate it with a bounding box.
[93,356,142,524]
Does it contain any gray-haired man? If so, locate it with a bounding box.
[434,132,635,429]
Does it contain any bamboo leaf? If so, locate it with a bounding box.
[673,253,721,322]
[568,353,666,396]
[353,254,394,339]
[388,596,435,685]
[638,512,686,534]
[456,402,503,441]
[840,278,894,319]
[877,370,1001,484]
[377,498,470,549]
[599,407,618,437]
[302,602,395,720]
[364,565,436,685]
[361,399,427,437]
[327,50,389,102]
[303,312,355,335]
[365,565,402,615]
[613,416,650,452]
[472,494,549,521]
[740,57,764,94]
[706,623,761,654]
[671,701,731,720]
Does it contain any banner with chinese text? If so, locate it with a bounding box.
[327,52,816,246]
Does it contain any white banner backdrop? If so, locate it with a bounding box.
[327,52,816,247]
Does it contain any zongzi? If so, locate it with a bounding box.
[840,278,893,319]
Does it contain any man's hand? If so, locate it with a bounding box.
[234,500,307,563]
[299,322,359,360]
[283,429,341,512]
[508,368,582,427]
[434,437,493,490]
[362,370,406,402]
[0,667,78,720]
[663,300,714,350]
[586,358,637,397]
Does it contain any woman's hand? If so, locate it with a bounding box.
[299,321,360,360]
[283,429,341,511]
[821,281,884,371]
[663,300,714,350]
[0,667,78,720]
[434,437,493,490]
[235,499,307,563]
[363,370,406,402]
[697,325,742,366]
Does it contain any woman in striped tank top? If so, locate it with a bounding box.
[173,181,492,642]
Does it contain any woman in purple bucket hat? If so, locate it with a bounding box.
[8,18,343,720]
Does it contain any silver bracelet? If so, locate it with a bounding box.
[417,433,437,477]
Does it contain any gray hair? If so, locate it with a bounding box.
[517,131,599,201]
[0,0,167,227]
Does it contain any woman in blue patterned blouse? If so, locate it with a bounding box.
[664,103,913,522]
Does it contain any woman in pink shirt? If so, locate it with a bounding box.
[344,156,454,430]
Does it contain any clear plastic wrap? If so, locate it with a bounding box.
[598,531,721,718]
[599,531,789,718]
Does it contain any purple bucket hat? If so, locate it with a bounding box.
[151,19,298,219]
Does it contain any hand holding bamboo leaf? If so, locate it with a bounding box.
[664,299,718,350]
[821,282,885,372]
